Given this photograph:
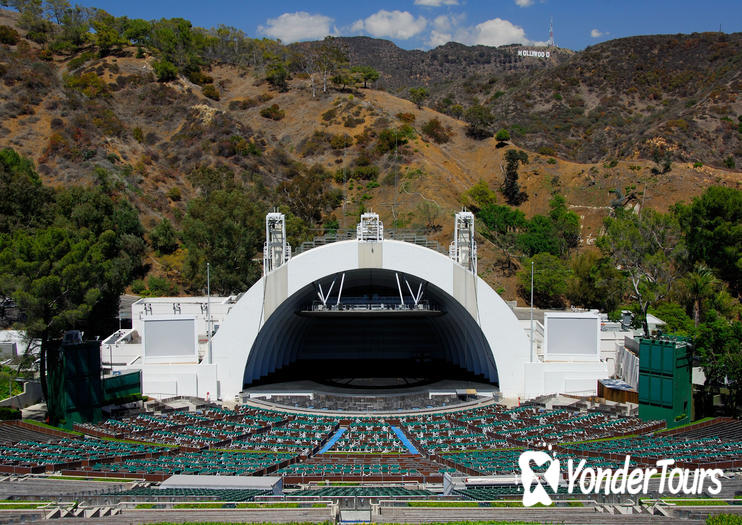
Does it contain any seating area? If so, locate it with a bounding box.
[568,435,742,468]
[328,420,406,453]
[453,404,661,446]
[230,416,338,453]
[672,419,742,441]
[100,487,269,502]
[278,454,453,482]
[396,414,507,452]
[82,450,291,477]
[14,400,735,489]
[454,486,523,500]
[0,437,166,470]
[439,450,524,475]
[289,486,433,498]
[76,406,290,447]
[0,422,62,443]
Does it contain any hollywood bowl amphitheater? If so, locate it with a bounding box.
[1,212,741,524]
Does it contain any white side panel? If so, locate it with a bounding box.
[143,318,197,363]
[475,278,529,397]
[134,363,218,400]
[544,312,600,362]
[211,279,265,401]
[523,361,609,399]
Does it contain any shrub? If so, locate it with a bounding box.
[376,125,416,154]
[260,104,285,121]
[147,275,178,296]
[167,186,181,201]
[396,112,415,123]
[724,156,736,169]
[353,165,379,180]
[228,98,258,110]
[150,218,179,255]
[330,133,353,150]
[343,115,364,128]
[202,84,220,101]
[321,108,337,122]
[495,128,511,142]
[299,131,332,156]
[152,59,178,82]
[64,72,108,98]
[421,118,452,144]
[131,279,147,294]
[537,145,556,156]
[0,407,21,421]
[0,25,20,45]
[132,127,144,143]
[187,69,213,86]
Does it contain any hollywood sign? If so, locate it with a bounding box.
[517,49,551,58]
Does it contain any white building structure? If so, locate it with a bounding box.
[104,211,610,401]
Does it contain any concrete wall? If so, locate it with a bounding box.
[0,381,42,408]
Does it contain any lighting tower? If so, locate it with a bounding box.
[357,212,383,242]
[450,211,477,274]
[263,211,291,275]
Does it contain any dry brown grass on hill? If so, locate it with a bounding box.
[0,31,740,299]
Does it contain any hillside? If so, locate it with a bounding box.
[0,8,740,302]
[317,33,742,168]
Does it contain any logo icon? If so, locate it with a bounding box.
[519,447,561,506]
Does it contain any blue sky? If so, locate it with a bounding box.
[71,0,742,50]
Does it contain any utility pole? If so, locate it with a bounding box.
[530,260,534,363]
[207,262,212,365]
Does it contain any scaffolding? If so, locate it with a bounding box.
[263,212,291,275]
[449,211,477,274]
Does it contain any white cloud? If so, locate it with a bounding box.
[433,15,452,32]
[258,12,334,43]
[515,0,534,6]
[590,28,608,38]
[415,0,459,5]
[473,18,531,47]
[427,30,453,48]
[352,10,427,40]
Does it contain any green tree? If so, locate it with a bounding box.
[679,265,720,328]
[315,36,347,93]
[90,11,125,56]
[152,59,178,82]
[649,302,694,336]
[0,148,55,233]
[330,67,359,90]
[265,59,289,91]
[548,194,580,255]
[495,128,510,147]
[517,215,559,257]
[150,218,178,255]
[695,310,742,416]
[478,203,527,271]
[463,180,498,211]
[276,166,342,225]
[181,189,264,294]
[463,104,494,139]
[567,251,626,314]
[518,252,570,308]
[598,209,685,336]
[501,149,528,206]
[351,65,379,88]
[675,186,742,296]
[409,87,429,109]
